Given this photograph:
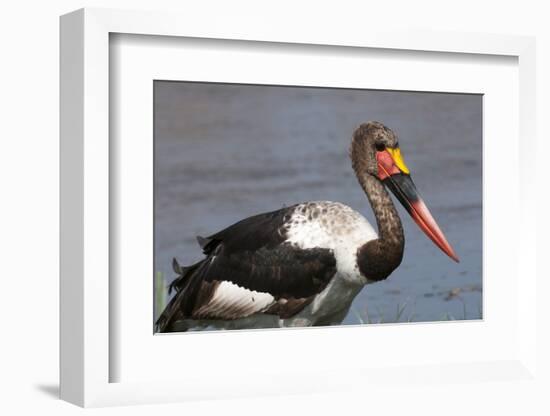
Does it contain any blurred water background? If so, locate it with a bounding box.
[154,81,482,326]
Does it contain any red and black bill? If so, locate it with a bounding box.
[383,173,459,262]
[376,147,459,263]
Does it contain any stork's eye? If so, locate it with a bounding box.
[375,142,386,151]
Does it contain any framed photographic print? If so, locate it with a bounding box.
[60,8,537,407]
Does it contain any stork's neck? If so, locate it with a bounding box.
[356,172,404,281]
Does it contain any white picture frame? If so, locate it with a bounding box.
[60,7,537,407]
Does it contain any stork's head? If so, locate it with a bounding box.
[351,121,459,262]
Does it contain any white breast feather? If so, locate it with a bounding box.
[285,201,377,283]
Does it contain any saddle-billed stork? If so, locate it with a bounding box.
[156,121,458,332]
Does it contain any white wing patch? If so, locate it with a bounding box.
[285,201,377,283]
[194,281,275,319]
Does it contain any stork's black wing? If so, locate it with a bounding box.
[155,205,337,332]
